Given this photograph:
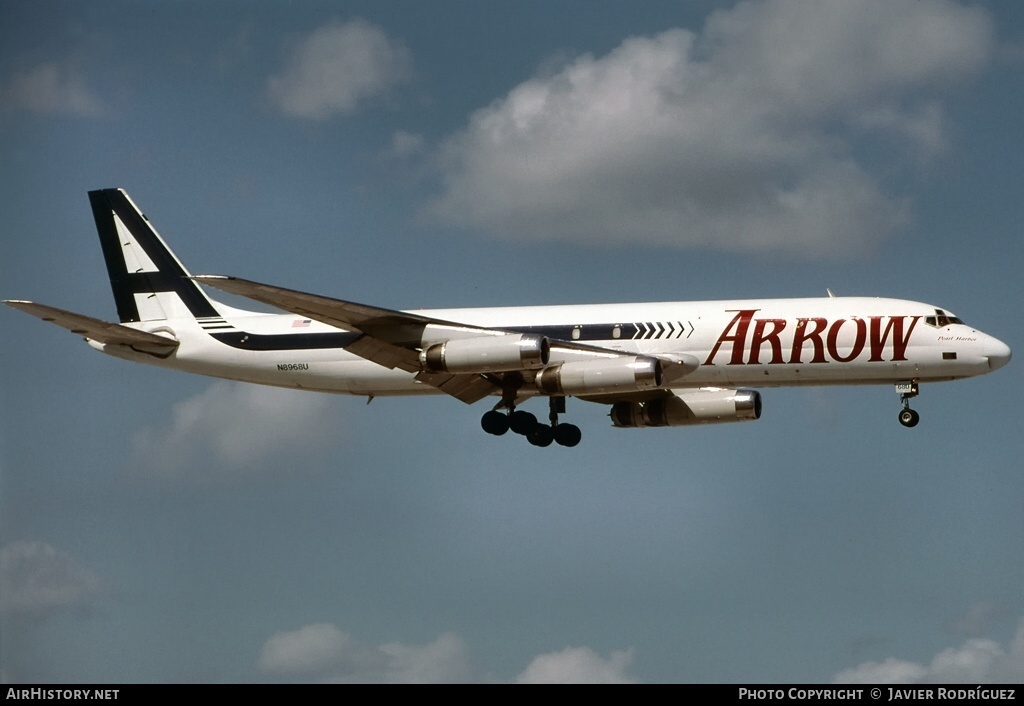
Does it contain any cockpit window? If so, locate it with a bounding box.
[924,309,964,328]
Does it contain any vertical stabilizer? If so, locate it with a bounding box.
[89,189,220,323]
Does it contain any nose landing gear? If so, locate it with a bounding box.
[896,382,920,428]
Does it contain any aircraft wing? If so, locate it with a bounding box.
[4,300,179,356]
[193,275,501,403]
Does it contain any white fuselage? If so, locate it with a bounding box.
[93,296,1011,398]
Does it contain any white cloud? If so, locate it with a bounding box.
[2,62,105,117]
[258,623,472,683]
[516,646,637,684]
[0,541,102,619]
[376,634,473,684]
[834,617,1024,684]
[268,19,411,120]
[258,623,367,676]
[425,0,993,257]
[128,381,339,481]
[257,623,640,684]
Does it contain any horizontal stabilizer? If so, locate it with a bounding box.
[4,300,179,356]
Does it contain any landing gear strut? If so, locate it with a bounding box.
[516,397,582,447]
[481,373,521,436]
[479,383,582,448]
[548,397,582,448]
[896,382,920,428]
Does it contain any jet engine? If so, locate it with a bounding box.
[419,333,549,373]
[535,356,663,396]
[610,389,762,427]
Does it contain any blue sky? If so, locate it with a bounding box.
[1,0,1022,683]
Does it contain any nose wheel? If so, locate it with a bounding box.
[896,382,920,428]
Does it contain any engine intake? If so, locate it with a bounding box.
[420,333,549,374]
[535,356,663,396]
[611,389,762,427]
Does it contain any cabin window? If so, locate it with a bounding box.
[572,326,581,340]
[612,325,621,339]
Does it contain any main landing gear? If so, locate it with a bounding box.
[481,395,583,448]
[896,382,920,428]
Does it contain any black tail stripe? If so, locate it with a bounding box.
[90,190,140,323]
[89,189,219,322]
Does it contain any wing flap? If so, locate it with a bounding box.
[414,371,497,404]
[4,300,179,355]
[344,334,421,373]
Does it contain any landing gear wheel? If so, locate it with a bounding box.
[527,424,554,447]
[481,410,510,435]
[898,408,920,428]
[509,410,538,435]
[493,396,584,447]
[553,423,582,447]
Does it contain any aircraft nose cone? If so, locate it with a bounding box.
[987,339,1012,371]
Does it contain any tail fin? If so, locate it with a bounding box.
[89,188,221,323]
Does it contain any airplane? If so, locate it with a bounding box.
[4,188,1012,448]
